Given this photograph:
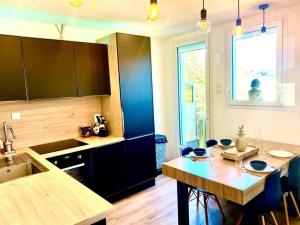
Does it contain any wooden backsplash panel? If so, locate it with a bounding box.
[0,96,101,148]
[98,34,123,137]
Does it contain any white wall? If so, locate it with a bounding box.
[153,3,300,160]
[210,4,300,145]
[151,37,180,160]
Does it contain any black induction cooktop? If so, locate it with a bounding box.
[30,139,88,155]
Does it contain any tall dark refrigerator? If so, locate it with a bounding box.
[116,33,156,191]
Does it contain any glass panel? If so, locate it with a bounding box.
[178,42,207,148]
[232,28,277,102]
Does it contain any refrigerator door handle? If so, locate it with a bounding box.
[121,108,125,137]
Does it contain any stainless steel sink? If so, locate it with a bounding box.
[0,153,48,184]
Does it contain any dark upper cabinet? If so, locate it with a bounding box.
[125,134,156,188]
[116,33,155,138]
[74,42,110,96]
[0,35,27,101]
[92,142,126,199]
[22,38,77,99]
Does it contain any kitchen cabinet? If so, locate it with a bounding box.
[115,33,156,192]
[92,142,126,200]
[0,35,27,101]
[0,34,111,101]
[116,33,155,138]
[125,134,156,188]
[113,33,156,194]
[74,42,110,96]
[22,38,77,99]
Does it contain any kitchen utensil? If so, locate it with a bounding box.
[220,139,232,146]
[250,160,267,171]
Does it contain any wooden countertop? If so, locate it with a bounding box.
[32,136,124,158]
[163,139,300,205]
[0,136,124,225]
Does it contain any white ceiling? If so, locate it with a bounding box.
[0,0,299,37]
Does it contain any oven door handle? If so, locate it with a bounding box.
[61,163,85,172]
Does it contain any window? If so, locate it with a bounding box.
[229,24,283,106]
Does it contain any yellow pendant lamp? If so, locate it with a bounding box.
[196,0,211,34]
[234,0,244,36]
[68,0,84,7]
[148,0,160,21]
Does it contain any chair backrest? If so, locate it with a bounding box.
[180,146,193,156]
[288,156,300,193]
[206,139,218,148]
[262,169,282,210]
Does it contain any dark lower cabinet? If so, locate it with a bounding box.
[92,142,126,200]
[92,219,106,225]
[125,134,156,188]
[91,137,156,202]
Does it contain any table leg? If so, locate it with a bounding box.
[177,181,189,225]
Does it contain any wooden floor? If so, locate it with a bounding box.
[107,175,300,225]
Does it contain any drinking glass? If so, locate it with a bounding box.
[235,156,243,169]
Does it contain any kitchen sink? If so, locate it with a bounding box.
[0,153,48,184]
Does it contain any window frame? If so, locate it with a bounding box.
[226,19,285,107]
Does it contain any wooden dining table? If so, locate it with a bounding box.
[162,139,300,225]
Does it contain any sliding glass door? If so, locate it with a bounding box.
[178,42,207,148]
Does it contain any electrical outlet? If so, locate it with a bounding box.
[11,112,21,120]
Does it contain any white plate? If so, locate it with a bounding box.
[244,163,275,173]
[269,150,294,158]
[189,152,212,158]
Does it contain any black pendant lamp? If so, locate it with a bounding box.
[234,0,244,36]
[259,4,269,34]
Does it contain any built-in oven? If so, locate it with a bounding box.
[47,151,93,188]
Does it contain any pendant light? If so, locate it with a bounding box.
[68,0,83,7]
[234,0,244,36]
[259,4,269,34]
[196,0,211,34]
[148,0,160,21]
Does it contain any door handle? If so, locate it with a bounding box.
[121,108,125,136]
[61,163,85,171]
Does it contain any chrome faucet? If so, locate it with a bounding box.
[2,122,16,156]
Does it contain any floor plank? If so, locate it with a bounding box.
[107,175,300,225]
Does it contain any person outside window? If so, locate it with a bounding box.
[248,79,262,101]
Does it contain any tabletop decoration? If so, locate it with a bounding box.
[235,125,247,152]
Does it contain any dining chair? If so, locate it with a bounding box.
[206,139,218,148]
[235,170,283,225]
[281,156,300,222]
[180,146,225,225]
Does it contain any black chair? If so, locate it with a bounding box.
[206,139,218,148]
[281,156,300,223]
[180,146,224,225]
[236,170,283,225]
